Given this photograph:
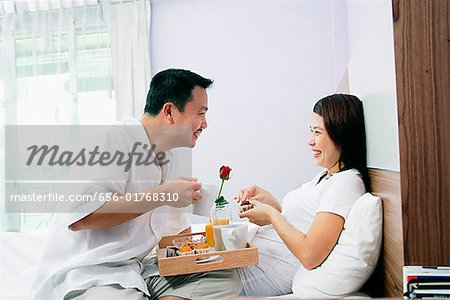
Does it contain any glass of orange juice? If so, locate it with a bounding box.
[206,204,232,248]
[205,223,215,247]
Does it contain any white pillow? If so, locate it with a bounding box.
[292,193,383,298]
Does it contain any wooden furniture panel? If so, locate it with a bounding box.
[393,0,450,265]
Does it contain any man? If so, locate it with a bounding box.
[32,69,226,300]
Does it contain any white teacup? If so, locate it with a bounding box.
[193,184,219,217]
[219,223,248,250]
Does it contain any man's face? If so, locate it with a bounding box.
[172,86,208,147]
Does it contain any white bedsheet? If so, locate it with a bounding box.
[0,222,258,299]
[0,229,48,299]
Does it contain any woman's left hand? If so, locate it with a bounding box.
[238,199,278,226]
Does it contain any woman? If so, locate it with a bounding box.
[235,93,369,296]
[148,94,369,299]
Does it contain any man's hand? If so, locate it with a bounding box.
[157,177,203,208]
[69,178,202,231]
[235,185,281,212]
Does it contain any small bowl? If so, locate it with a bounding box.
[179,250,195,256]
[195,247,211,254]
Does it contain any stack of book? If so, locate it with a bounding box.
[404,266,450,298]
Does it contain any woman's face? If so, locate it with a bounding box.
[308,113,342,173]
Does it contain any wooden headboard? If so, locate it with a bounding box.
[364,168,404,297]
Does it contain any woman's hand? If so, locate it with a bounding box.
[235,185,282,212]
[238,199,279,226]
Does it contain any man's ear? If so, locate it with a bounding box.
[162,102,174,124]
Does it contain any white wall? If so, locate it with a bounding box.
[151,0,337,220]
[344,0,400,171]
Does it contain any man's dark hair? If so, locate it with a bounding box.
[144,69,213,116]
[313,94,370,191]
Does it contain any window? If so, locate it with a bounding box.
[1,7,116,231]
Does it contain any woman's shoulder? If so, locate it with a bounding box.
[334,168,361,178]
[327,168,365,191]
[312,169,361,184]
[285,169,363,197]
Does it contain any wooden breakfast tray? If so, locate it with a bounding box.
[157,231,258,276]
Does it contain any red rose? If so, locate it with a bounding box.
[216,165,232,205]
[219,166,232,180]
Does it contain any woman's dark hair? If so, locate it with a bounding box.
[313,94,370,191]
[144,69,213,115]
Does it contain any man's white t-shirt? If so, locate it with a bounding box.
[32,117,190,300]
[248,169,365,293]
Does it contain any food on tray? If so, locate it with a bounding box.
[180,245,193,252]
[196,243,209,249]
[194,243,210,254]
[169,236,211,256]
[172,235,205,248]
[240,199,251,206]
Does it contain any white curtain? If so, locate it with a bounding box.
[0,0,152,232]
[109,0,152,119]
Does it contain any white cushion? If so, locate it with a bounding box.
[292,193,383,298]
